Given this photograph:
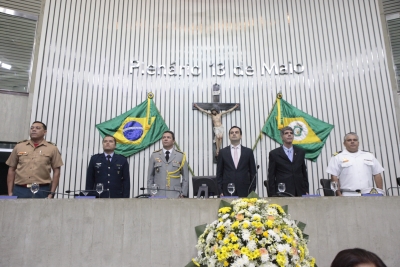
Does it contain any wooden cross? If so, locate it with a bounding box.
[193,84,240,163]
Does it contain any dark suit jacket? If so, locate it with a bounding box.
[267,146,308,197]
[217,145,257,197]
[86,153,130,198]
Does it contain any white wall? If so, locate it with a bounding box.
[1,197,399,266]
[30,0,400,197]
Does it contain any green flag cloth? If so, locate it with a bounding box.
[96,96,168,157]
[262,96,334,161]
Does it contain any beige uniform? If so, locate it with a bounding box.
[6,140,63,185]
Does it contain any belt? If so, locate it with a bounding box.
[16,183,50,188]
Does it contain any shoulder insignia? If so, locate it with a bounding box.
[17,140,28,144]
[47,141,57,146]
[153,149,162,153]
[362,150,372,153]
[333,151,342,156]
[175,149,184,154]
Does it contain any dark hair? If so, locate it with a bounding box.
[32,121,47,130]
[163,130,175,140]
[331,248,386,267]
[280,126,293,137]
[229,126,242,135]
[103,135,116,143]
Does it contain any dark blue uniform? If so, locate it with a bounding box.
[86,153,130,198]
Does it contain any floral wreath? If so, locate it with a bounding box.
[186,194,316,267]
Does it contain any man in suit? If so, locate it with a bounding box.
[217,126,257,197]
[147,131,188,198]
[86,135,130,198]
[267,126,308,197]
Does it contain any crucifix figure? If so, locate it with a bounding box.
[193,84,240,162]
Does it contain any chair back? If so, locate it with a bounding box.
[320,179,334,196]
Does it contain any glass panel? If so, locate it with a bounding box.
[0,12,36,92]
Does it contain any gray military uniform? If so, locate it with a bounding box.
[147,148,189,198]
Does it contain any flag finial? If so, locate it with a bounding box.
[148,92,154,99]
[277,93,283,99]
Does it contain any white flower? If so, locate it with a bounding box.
[276,243,291,253]
[261,254,270,263]
[222,214,230,220]
[206,232,214,243]
[241,229,251,241]
[247,240,257,251]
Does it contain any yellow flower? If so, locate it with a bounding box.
[263,231,269,237]
[242,221,250,229]
[276,252,286,267]
[231,221,240,229]
[299,246,305,261]
[269,204,285,214]
[219,207,232,214]
[266,220,274,228]
[192,258,200,267]
[223,238,230,244]
[223,261,229,266]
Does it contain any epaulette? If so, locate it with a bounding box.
[17,140,28,144]
[175,149,184,154]
[153,149,162,153]
[47,141,57,146]
[333,151,342,156]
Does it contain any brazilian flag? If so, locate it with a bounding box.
[96,94,168,157]
[262,94,334,162]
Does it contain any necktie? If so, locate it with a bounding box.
[165,151,170,162]
[107,155,111,163]
[233,147,238,168]
[287,150,292,162]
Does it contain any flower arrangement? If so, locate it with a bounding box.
[191,198,315,267]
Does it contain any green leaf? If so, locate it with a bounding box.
[297,221,306,232]
[281,205,288,214]
[195,224,207,239]
[218,200,232,209]
[247,191,260,199]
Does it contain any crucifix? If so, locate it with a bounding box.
[193,84,240,163]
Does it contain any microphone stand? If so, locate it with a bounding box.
[248,165,260,195]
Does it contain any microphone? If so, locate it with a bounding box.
[37,190,70,196]
[139,187,181,193]
[65,189,109,198]
[248,165,260,195]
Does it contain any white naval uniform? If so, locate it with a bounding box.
[326,149,384,196]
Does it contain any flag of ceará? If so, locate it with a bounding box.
[262,95,334,161]
[96,94,168,157]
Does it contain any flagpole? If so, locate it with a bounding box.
[150,92,196,177]
[251,93,282,151]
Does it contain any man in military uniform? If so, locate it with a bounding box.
[86,135,130,198]
[6,121,63,198]
[326,132,384,196]
[147,131,188,198]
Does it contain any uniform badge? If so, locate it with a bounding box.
[95,163,102,168]
[155,158,161,163]
[156,167,159,173]
[117,171,120,174]
[342,158,349,163]
[17,152,27,156]
[369,188,378,194]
